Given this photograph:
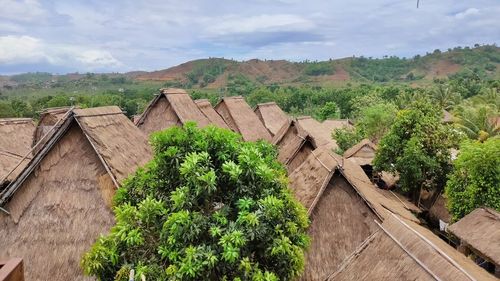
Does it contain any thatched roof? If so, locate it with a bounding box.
[135,88,210,134]
[0,118,35,185]
[194,99,229,129]
[343,138,377,159]
[296,116,342,150]
[328,213,496,281]
[322,119,353,131]
[32,107,72,155]
[0,106,152,281]
[443,109,454,123]
[1,106,152,205]
[215,96,272,142]
[253,102,289,136]
[429,194,452,224]
[448,208,500,266]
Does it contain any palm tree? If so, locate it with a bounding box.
[431,84,461,110]
[455,104,499,141]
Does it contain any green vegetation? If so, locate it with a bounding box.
[186,59,230,87]
[315,102,340,121]
[445,138,500,221]
[373,102,459,201]
[81,123,309,281]
[302,61,335,76]
[350,56,411,82]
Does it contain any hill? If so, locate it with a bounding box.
[131,45,500,88]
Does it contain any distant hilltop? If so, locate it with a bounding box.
[2,44,499,90]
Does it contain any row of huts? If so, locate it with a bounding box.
[0,88,498,280]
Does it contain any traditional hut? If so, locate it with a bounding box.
[327,213,496,281]
[194,99,229,129]
[289,148,493,281]
[0,118,35,188]
[295,116,353,150]
[253,102,289,136]
[215,96,272,142]
[288,148,420,280]
[0,106,152,281]
[448,208,500,277]
[31,107,72,155]
[272,119,315,172]
[135,88,210,135]
[343,139,397,189]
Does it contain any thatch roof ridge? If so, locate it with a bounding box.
[328,212,496,281]
[253,102,289,136]
[341,158,420,223]
[215,96,272,142]
[135,88,210,128]
[448,207,500,266]
[343,139,377,159]
[0,118,33,124]
[32,107,73,153]
[194,99,229,129]
[296,116,338,150]
[1,106,152,206]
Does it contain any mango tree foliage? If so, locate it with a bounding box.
[445,138,500,221]
[373,102,459,201]
[81,123,309,281]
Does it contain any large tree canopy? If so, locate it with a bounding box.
[445,138,500,221]
[373,101,459,201]
[81,123,309,281]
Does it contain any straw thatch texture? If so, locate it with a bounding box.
[341,158,420,223]
[327,230,433,281]
[343,139,377,159]
[328,212,495,281]
[322,119,353,131]
[32,107,72,155]
[300,176,379,280]
[448,208,500,266]
[253,102,289,136]
[194,99,229,129]
[443,109,454,123]
[74,106,152,183]
[136,88,210,135]
[0,118,35,184]
[296,116,340,150]
[0,124,116,281]
[288,147,339,212]
[429,194,451,224]
[215,96,272,142]
[0,106,153,281]
[278,135,314,173]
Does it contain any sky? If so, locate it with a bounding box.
[0,0,499,74]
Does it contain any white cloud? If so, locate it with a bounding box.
[206,14,315,35]
[455,8,480,19]
[0,0,47,22]
[0,35,122,70]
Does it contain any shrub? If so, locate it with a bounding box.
[81,123,309,281]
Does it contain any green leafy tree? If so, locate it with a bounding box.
[373,102,459,202]
[315,101,340,121]
[357,103,397,143]
[454,104,499,141]
[332,127,364,154]
[81,123,309,281]
[445,138,500,221]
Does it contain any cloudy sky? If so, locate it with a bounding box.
[0,0,499,74]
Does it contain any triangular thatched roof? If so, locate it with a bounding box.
[194,99,229,129]
[1,106,152,206]
[443,109,454,123]
[253,102,289,136]
[0,118,35,185]
[32,107,73,155]
[215,96,272,142]
[327,213,496,281]
[272,119,315,172]
[289,148,493,281]
[448,208,500,267]
[295,116,352,150]
[0,106,152,281]
[343,138,377,159]
[135,88,210,134]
